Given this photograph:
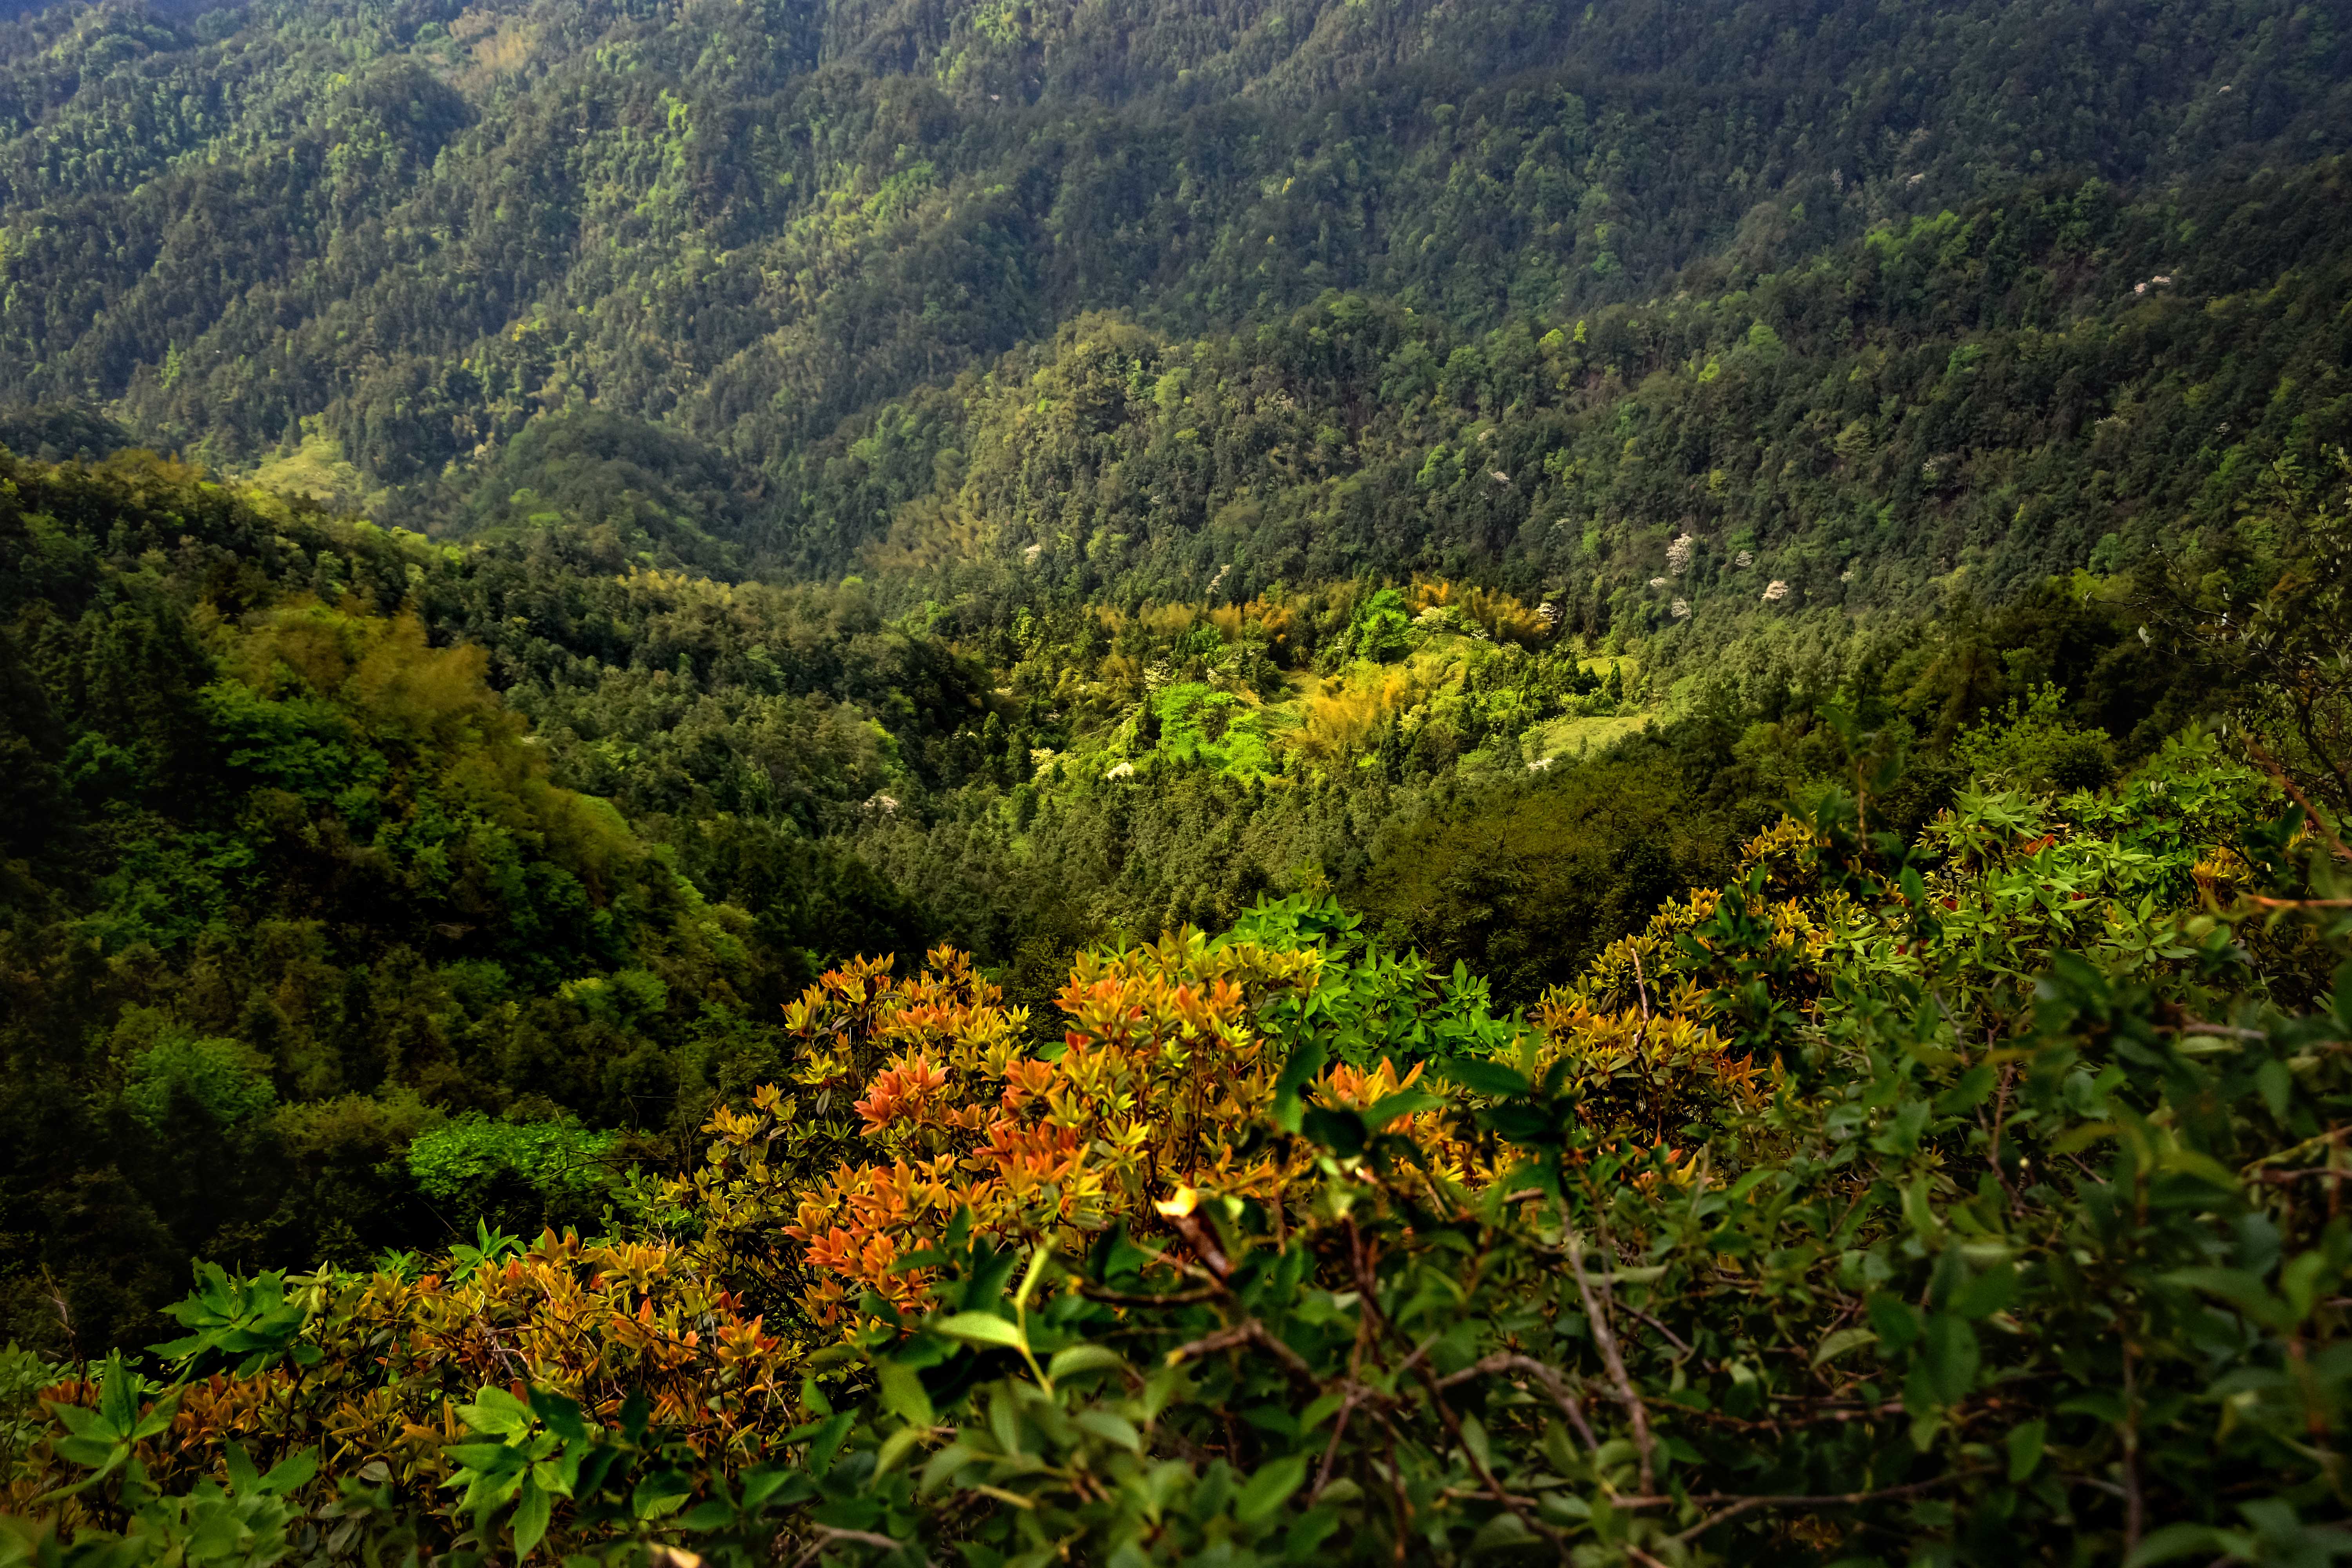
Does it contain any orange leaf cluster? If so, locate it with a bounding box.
[15,1230,801,1512]
[679,930,1351,1333]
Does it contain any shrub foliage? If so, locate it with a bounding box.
[5,730,2350,1566]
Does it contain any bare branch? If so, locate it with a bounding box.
[1076,1283,1222,1307]
[1565,1228,1656,1493]
[1405,1354,1571,1559]
[1436,1352,1600,1454]
[1164,1319,1320,1389]
[791,1525,933,1567]
[1653,1468,1992,1544]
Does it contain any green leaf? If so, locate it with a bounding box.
[1075,1411,1142,1453]
[1934,1063,1998,1115]
[2256,1058,2293,1120]
[2006,1419,2045,1483]
[96,1354,137,1434]
[2156,1146,2240,1193]
[461,1386,535,1437]
[1233,1453,1308,1524]
[2165,1267,2291,1332]
[1952,1263,2018,1320]
[920,1443,977,1493]
[680,1499,736,1531]
[2051,1121,2119,1154]
[2280,1249,2332,1322]
[527,1387,590,1442]
[1480,1102,1553,1144]
[2125,1523,2236,1568]
[1300,1106,1367,1158]
[1364,1089,1444,1128]
[537,1447,583,1499]
[808,1412,857,1476]
[933,1312,1027,1352]
[1298,1391,1347,1434]
[740,1466,798,1512]
[261,1447,320,1495]
[874,1424,928,1477]
[1602,1265,1666,1285]
[1458,1413,1491,1474]
[1298,1105,1374,1166]
[1470,1512,1539,1552]
[877,1360,935,1428]
[1047,1344,1126,1381]
[1811,1325,1878,1367]
[1899,1169,1944,1240]
[1917,1314,1980,1405]
[1439,1059,1531,1098]
[1272,1036,1330,1131]
[443,1442,526,1474]
[1866,1293,1923,1353]
[511,1475,552,1560]
[52,1437,122,1470]
[2057,1391,2126,1423]
[632,1472,693,1521]
[46,1404,105,1443]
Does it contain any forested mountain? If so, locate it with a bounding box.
[2,0,2348,593]
[5,0,2352,1562]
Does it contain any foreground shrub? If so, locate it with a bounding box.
[7,744,2351,1565]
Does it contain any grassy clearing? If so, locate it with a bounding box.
[1520,713,1650,764]
[246,432,381,512]
[1114,635,1653,782]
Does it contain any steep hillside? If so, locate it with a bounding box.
[0,0,2346,607]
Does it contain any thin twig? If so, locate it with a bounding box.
[1657,1468,1992,1544]
[1393,1331,1445,1381]
[1163,1210,1232,1280]
[2122,1340,2144,1553]
[1982,1062,2027,1218]
[2167,1021,2270,1041]
[791,1525,933,1567]
[1621,1305,1695,1357]
[1681,1400,1907,1434]
[1345,1219,1566,1555]
[1438,1485,1550,1507]
[2245,738,2352,863]
[1165,1320,1319,1389]
[1377,1409,1412,1563]
[1406,1355,1571,1558]
[40,1267,78,1369]
[474,1317,529,1382]
[1436,1353,1600,1454]
[2062,1472,2129,1500]
[1311,1293,1377,1501]
[1076,1283,1222,1307]
[1565,1229,1656,1493]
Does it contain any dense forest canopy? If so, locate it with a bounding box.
[0,0,2347,592]
[5,0,2352,1561]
